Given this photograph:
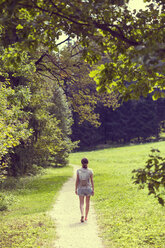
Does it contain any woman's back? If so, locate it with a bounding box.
[77,168,93,189]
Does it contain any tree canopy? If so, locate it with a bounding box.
[0,0,164,100]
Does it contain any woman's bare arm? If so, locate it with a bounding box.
[90,174,94,195]
[75,173,79,194]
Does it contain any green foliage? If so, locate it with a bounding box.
[0,193,8,211]
[1,46,36,76]
[132,148,165,206]
[0,0,164,101]
[72,96,165,149]
[59,46,102,127]
[7,75,75,176]
[48,83,75,166]
[0,81,32,179]
[0,74,75,177]
[58,45,119,128]
[31,78,74,167]
[0,192,15,211]
[0,82,31,153]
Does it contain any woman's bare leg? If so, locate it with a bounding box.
[79,196,84,217]
[85,196,90,220]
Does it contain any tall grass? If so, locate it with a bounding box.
[0,166,72,248]
[70,141,165,248]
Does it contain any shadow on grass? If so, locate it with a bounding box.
[0,173,70,193]
[73,137,165,153]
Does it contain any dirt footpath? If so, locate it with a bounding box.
[50,165,104,248]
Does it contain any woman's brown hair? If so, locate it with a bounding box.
[81,158,88,169]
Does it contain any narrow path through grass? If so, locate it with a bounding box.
[0,166,72,248]
[50,165,104,248]
[70,141,165,248]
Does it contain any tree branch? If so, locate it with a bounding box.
[37,72,56,81]
[56,36,71,47]
[93,21,141,46]
[18,2,141,46]
[19,2,89,26]
[35,53,48,65]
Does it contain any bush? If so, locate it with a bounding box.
[132,148,165,206]
[0,177,20,190]
[26,164,44,176]
[0,193,8,211]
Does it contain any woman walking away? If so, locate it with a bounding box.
[75,158,94,223]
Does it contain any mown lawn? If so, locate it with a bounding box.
[69,141,165,248]
[0,166,73,248]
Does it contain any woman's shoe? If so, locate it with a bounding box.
[85,217,87,221]
[81,216,84,222]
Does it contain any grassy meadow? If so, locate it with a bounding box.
[0,166,72,248]
[69,141,165,248]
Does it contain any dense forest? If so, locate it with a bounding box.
[72,95,165,149]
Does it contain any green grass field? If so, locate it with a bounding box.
[69,141,165,248]
[0,166,72,248]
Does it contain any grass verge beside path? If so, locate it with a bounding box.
[70,141,165,248]
[0,166,73,248]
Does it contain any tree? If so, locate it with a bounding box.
[58,46,119,126]
[57,45,119,148]
[48,81,75,167]
[6,74,76,176]
[0,81,32,178]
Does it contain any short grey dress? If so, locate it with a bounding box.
[77,168,93,196]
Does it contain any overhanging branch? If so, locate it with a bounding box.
[18,1,141,47]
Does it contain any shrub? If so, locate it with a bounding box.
[0,193,8,211]
[132,148,165,206]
